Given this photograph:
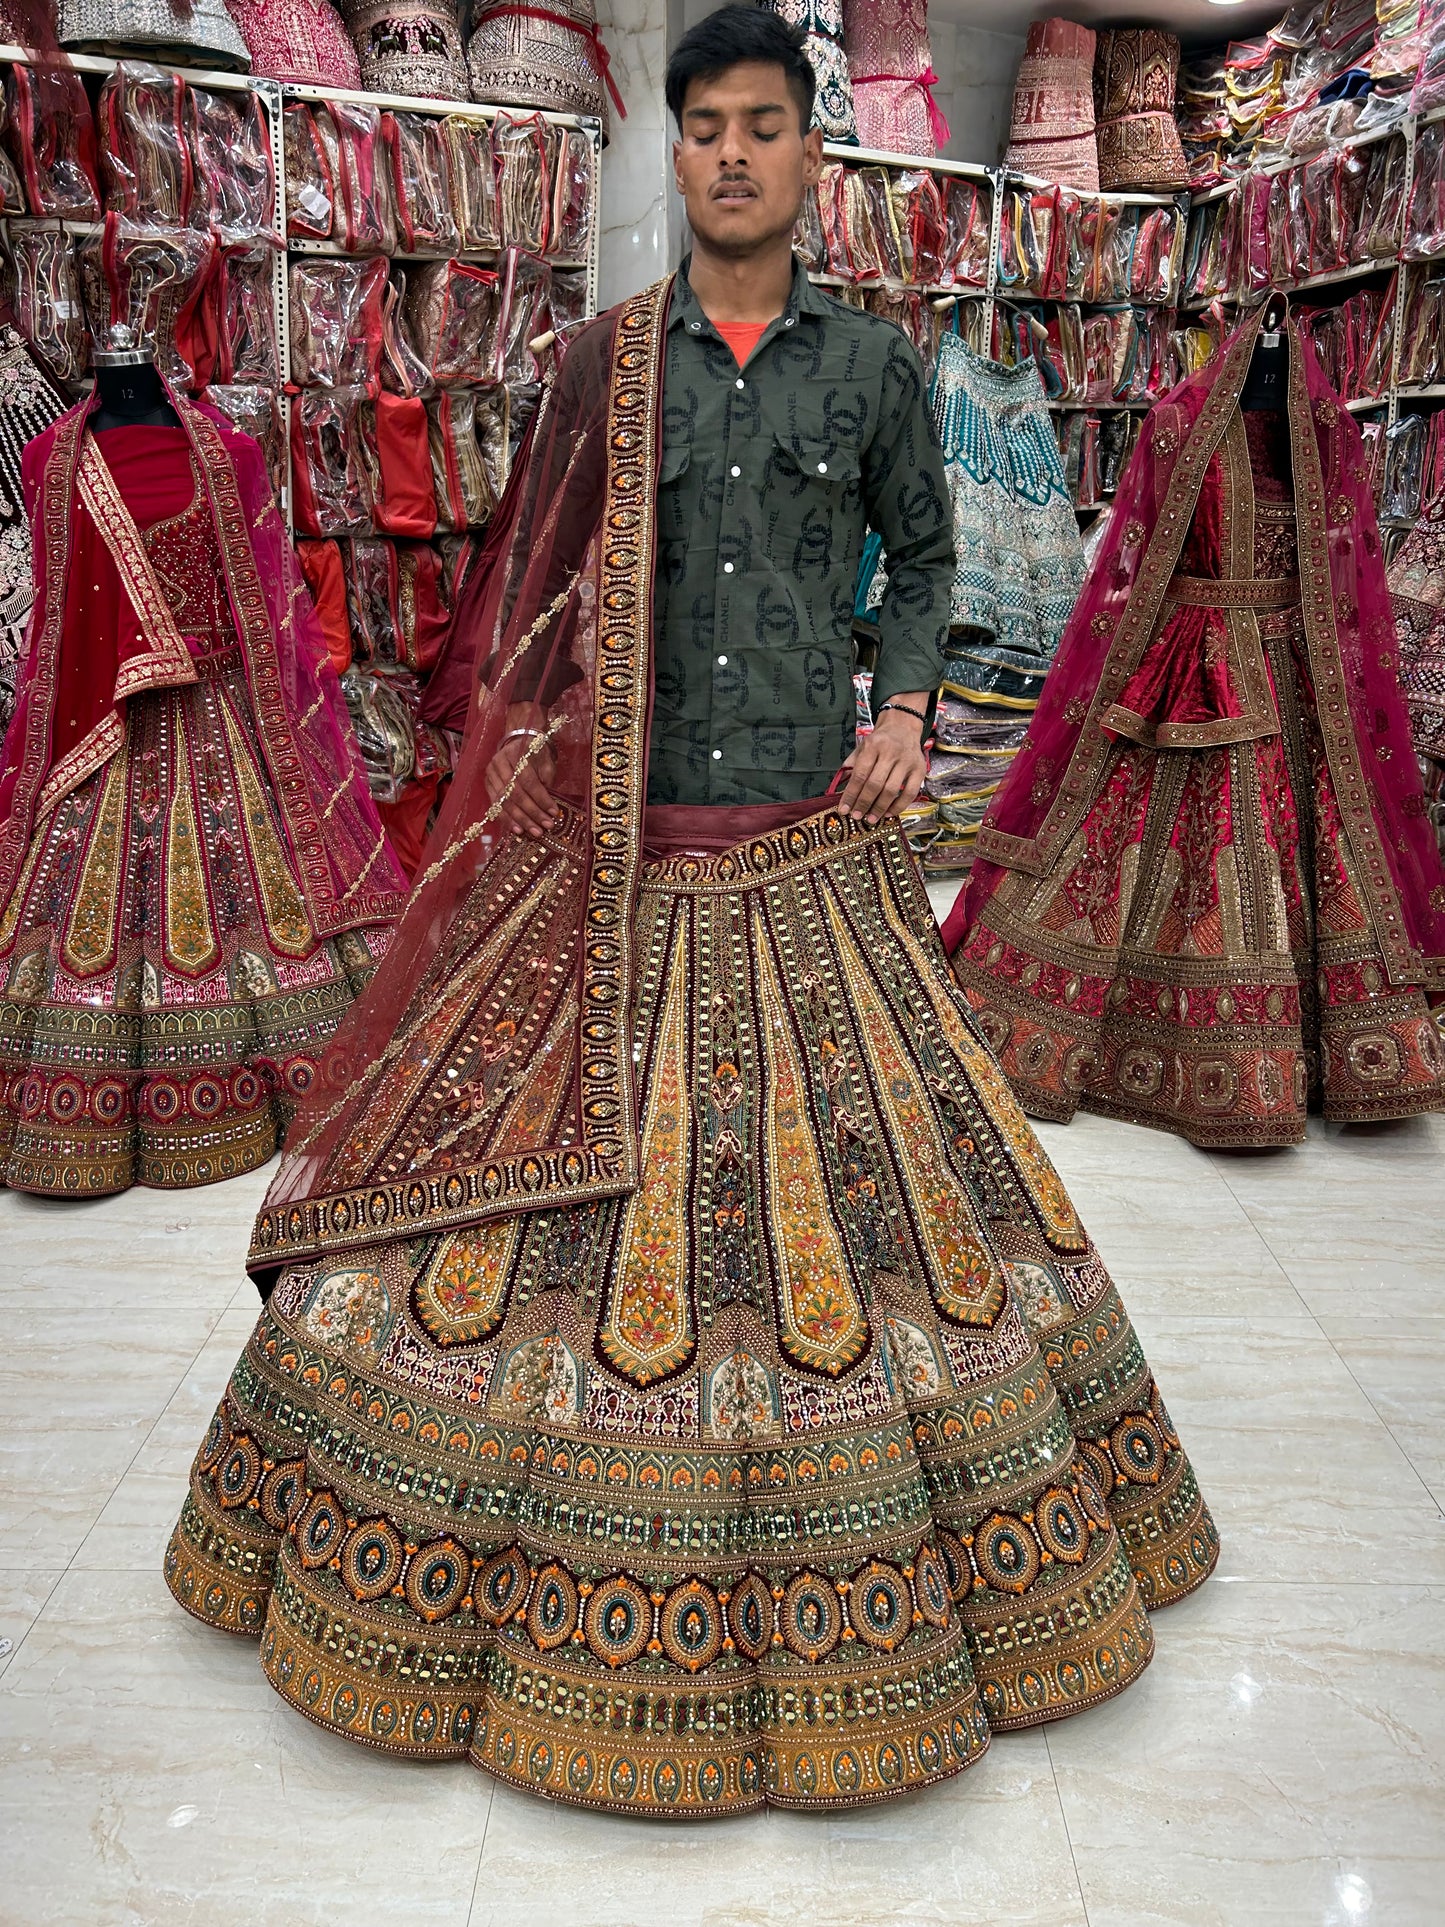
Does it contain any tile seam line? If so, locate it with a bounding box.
[1043,1725,1096,1927]
[58,1302,230,1578]
[0,1568,65,1687]
[465,1781,497,1927]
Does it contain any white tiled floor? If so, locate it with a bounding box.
[2,886,1443,1924]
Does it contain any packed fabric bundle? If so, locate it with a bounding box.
[844,0,948,158]
[1004,18,1098,193]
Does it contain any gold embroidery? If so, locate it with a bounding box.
[220,696,313,957]
[164,709,219,974]
[756,921,868,1377]
[832,912,1004,1328]
[62,747,128,976]
[602,919,694,1384]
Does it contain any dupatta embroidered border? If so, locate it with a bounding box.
[247,277,669,1271]
[1285,337,1436,986]
[976,309,1266,878]
[11,418,201,834]
[184,407,401,937]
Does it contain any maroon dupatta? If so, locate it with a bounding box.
[248,278,670,1276]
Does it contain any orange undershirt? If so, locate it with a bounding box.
[713,319,769,367]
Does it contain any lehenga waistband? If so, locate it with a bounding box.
[191,640,244,679]
[1167,574,1300,610]
[641,799,895,887]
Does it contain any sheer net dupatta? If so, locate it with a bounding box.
[250,279,672,1281]
[951,308,1445,991]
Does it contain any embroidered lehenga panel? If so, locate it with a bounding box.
[164,279,1217,1818]
[946,322,1445,1146]
[167,806,1216,1815]
[0,413,405,1193]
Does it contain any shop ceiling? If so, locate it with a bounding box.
[932,0,1286,47]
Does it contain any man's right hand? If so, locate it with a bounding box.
[486,704,558,838]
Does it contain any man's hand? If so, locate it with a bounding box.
[486,702,558,837]
[835,698,929,825]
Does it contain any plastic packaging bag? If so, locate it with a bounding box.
[98,63,194,228]
[383,111,458,255]
[284,101,334,242]
[6,223,90,381]
[492,111,551,253]
[191,87,276,244]
[4,62,101,220]
[427,388,504,530]
[289,255,387,388]
[446,116,500,251]
[550,127,594,262]
[404,258,499,384]
[333,101,396,255]
[205,383,285,501]
[291,386,374,537]
[495,248,552,384]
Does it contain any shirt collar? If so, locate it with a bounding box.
[669,253,827,334]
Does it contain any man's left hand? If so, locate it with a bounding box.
[835,701,929,825]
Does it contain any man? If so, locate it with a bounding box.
[496,1,949,834]
[165,5,1216,1821]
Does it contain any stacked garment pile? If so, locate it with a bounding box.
[866,334,1084,878]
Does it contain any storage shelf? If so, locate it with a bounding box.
[289,238,586,269]
[808,272,986,297]
[823,141,989,181]
[282,78,598,133]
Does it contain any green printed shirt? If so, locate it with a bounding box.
[648,257,954,805]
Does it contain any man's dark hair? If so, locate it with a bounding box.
[665,4,816,135]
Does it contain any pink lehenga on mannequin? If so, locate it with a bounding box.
[0,394,408,1194]
[944,311,1445,1147]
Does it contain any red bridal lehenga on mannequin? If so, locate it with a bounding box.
[944,313,1445,1147]
[0,398,408,1194]
[164,279,1217,1819]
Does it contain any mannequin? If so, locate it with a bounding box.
[1240,294,1288,413]
[89,325,181,431]
[0,348,407,1197]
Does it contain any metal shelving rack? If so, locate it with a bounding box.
[814,143,1188,512]
[0,48,604,527]
[820,142,1186,350]
[1179,100,1445,428]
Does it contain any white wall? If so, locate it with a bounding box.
[594,1,1025,307]
[930,21,1026,170]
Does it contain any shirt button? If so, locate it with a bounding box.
[784,317,795,327]
[717,653,728,665]
[735,377,744,389]
[690,322,700,331]
[817,461,828,474]
[730,464,740,477]
[712,748,722,760]
[723,561,734,573]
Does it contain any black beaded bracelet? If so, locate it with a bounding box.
[875,700,928,725]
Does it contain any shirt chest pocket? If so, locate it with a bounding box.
[768,431,862,496]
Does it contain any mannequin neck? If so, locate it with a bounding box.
[91,360,181,431]
[1240,337,1287,413]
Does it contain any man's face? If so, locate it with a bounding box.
[673,60,823,257]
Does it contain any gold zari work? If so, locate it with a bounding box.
[167,813,1217,1816]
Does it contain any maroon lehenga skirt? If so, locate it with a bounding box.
[950,411,1445,1147]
